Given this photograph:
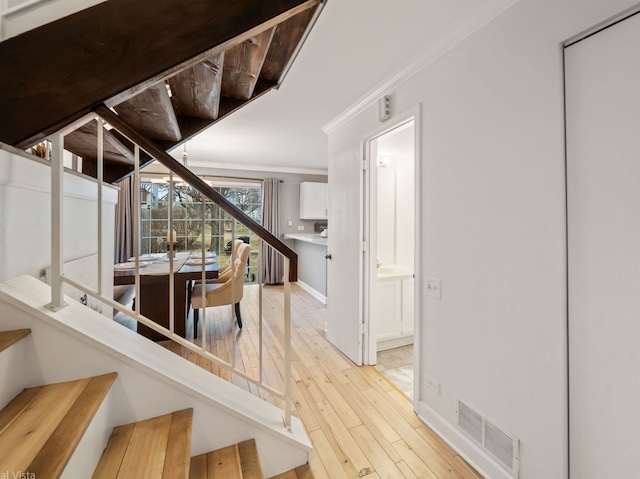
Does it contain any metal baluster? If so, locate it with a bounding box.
[96,117,104,296]
[133,146,141,315]
[47,132,66,311]
[168,173,175,335]
[283,257,292,431]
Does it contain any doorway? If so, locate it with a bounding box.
[363,113,419,401]
[565,10,640,477]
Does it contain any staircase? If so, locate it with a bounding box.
[0,1,321,475]
[0,0,326,183]
[0,328,313,478]
[0,276,314,478]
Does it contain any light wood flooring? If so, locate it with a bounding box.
[160,283,481,479]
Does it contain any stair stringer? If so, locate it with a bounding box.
[0,275,311,478]
[0,326,36,409]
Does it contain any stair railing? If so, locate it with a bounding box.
[46,110,297,431]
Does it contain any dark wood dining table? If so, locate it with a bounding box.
[113,252,218,341]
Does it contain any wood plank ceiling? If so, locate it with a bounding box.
[0,0,324,183]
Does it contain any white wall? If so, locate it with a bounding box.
[328,0,640,477]
[376,161,396,264]
[394,152,414,270]
[375,123,415,269]
[0,145,117,312]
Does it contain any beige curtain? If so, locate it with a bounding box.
[261,178,283,284]
[114,176,135,263]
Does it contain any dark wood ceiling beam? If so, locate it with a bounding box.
[168,53,224,121]
[222,28,276,100]
[156,80,277,152]
[64,120,135,165]
[82,156,155,184]
[260,7,317,82]
[0,0,322,149]
[105,0,321,109]
[113,83,181,142]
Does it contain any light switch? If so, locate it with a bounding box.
[288,220,293,227]
[424,276,442,300]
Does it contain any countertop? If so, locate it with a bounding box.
[283,233,328,246]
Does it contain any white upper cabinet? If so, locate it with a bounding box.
[299,182,328,220]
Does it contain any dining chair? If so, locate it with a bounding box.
[191,242,251,337]
[212,239,245,282]
[186,239,245,312]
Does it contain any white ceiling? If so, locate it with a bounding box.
[174,0,508,173]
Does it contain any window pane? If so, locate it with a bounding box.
[139,181,262,282]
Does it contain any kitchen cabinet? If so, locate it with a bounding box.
[283,233,328,302]
[376,280,402,341]
[300,182,328,220]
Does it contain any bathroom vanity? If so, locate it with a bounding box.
[375,265,414,350]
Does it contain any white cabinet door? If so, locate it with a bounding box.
[300,182,328,219]
[401,277,414,336]
[375,279,401,341]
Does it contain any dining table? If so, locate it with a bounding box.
[113,251,219,341]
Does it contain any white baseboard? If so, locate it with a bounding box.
[417,400,513,479]
[296,280,327,304]
[377,335,413,351]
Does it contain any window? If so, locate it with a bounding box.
[140,180,262,283]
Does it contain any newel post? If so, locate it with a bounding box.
[47,132,67,311]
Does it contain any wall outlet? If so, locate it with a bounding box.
[287,219,293,227]
[424,276,442,300]
[425,374,441,395]
[298,225,305,231]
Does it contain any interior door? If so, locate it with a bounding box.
[326,144,363,365]
[566,12,640,478]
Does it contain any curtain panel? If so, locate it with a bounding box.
[114,176,135,263]
[261,178,283,284]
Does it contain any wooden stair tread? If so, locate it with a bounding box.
[268,464,314,479]
[190,439,264,479]
[93,408,193,479]
[238,439,264,479]
[0,329,31,353]
[190,444,242,479]
[0,372,117,478]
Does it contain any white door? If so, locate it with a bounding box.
[566,12,640,478]
[326,144,363,365]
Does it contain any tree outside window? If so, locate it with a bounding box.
[140,181,262,282]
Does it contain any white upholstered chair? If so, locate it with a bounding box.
[191,242,251,336]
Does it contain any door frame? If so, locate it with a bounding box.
[361,104,422,401]
[564,8,640,477]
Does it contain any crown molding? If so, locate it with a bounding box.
[187,160,328,176]
[322,0,521,134]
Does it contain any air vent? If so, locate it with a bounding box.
[458,402,483,443]
[457,400,520,478]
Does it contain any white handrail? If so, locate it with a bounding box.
[46,113,295,431]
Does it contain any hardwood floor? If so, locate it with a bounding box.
[161,283,481,479]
